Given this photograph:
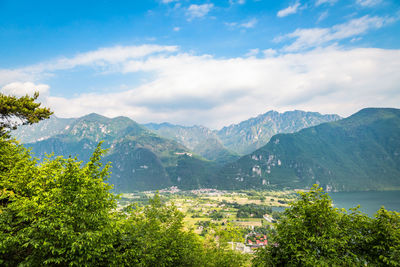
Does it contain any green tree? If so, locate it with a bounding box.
[0,143,120,266]
[0,92,52,137]
[253,185,400,266]
[367,208,400,266]
[1,93,247,266]
[114,195,207,266]
[200,222,249,267]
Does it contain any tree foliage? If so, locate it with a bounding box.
[235,203,272,218]
[0,143,118,266]
[0,139,250,266]
[253,185,400,266]
[0,92,52,137]
[0,93,248,266]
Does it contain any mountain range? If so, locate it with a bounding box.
[214,108,400,191]
[145,110,341,159]
[12,108,400,192]
[21,113,217,191]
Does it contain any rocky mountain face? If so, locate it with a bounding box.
[216,110,341,155]
[12,116,75,143]
[144,123,239,164]
[15,109,400,192]
[21,114,216,191]
[214,108,400,191]
[144,110,340,161]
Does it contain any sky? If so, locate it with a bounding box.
[1,0,400,129]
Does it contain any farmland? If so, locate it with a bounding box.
[118,188,298,249]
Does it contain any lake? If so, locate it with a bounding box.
[272,191,400,216]
[329,191,400,216]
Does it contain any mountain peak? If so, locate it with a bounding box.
[338,107,400,127]
[78,113,110,122]
[216,107,400,191]
[351,107,400,117]
[217,109,341,155]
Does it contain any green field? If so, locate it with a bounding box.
[118,188,297,240]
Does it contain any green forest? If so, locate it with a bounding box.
[1,93,400,266]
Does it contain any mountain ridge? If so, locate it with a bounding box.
[14,108,400,192]
[213,108,400,191]
[216,110,341,154]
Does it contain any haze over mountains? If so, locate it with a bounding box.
[147,110,341,156]
[13,108,400,192]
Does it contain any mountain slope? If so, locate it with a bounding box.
[23,114,221,192]
[215,108,400,191]
[12,116,75,143]
[216,110,341,155]
[26,113,149,162]
[145,110,340,162]
[144,123,239,164]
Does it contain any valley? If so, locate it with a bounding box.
[117,188,295,253]
[118,188,294,228]
[3,1,400,264]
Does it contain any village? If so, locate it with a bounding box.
[118,187,298,253]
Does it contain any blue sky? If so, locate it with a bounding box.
[1,0,400,128]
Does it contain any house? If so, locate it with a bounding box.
[246,233,268,248]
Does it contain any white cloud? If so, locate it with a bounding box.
[277,2,301,18]
[0,45,179,89]
[229,0,246,4]
[161,0,177,3]
[2,45,400,129]
[240,18,258,28]
[225,18,257,30]
[245,48,260,57]
[350,37,362,42]
[0,69,36,87]
[317,11,329,23]
[37,44,178,71]
[41,47,400,129]
[315,0,338,6]
[263,49,277,57]
[186,4,213,20]
[173,27,181,31]
[1,82,49,97]
[225,22,237,27]
[1,82,50,106]
[279,15,395,51]
[356,0,382,7]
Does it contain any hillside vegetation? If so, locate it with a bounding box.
[217,108,400,191]
[2,92,400,265]
[11,97,400,192]
[21,113,218,191]
[0,93,249,266]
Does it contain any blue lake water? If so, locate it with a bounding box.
[329,191,400,217]
[272,191,400,217]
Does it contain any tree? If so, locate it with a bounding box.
[0,93,247,266]
[0,92,52,137]
[367,208,400,266]
[253,185,400,266]
[0,141,247,266]
[0,143,120,266]
[114,195,207,266]
[202,222,249,267]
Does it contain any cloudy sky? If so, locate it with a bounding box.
[1,0,400,129]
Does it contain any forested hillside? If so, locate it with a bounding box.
[216,108,400,191]
[15,110,342,191]
[2,93,400,266]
